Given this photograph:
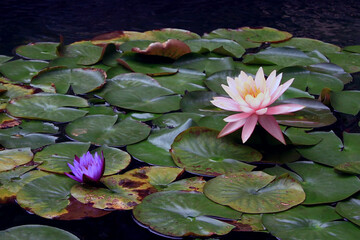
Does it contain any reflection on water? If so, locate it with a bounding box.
[0,0,360,54]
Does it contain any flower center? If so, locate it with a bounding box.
[243,85,262,98]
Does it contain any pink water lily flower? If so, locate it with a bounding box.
[211,67,305,144]
[65,151,105,183]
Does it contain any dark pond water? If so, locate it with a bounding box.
[1,0,360,239]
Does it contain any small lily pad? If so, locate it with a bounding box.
[16,42,59,60]
[65,114,150,146]
[0,59,48,83]
[0,148,33,172]
[133,191,241,237]
[336,193,360,226]
[204,172,305,213]
[263,205,360,240]
[6,93,89,122]
[62,41,104,65]
[170,127,261,176]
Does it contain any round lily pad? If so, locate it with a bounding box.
[0,59,48,83]
[306,63,352,84]
[272,37,341,54]
[16,42,60,60]
[283,127,322,145]
[170,127,261,176]
[62,41,104,65]
[0,148,33,172]
[6,93,89,122]
[325,52,360,73]
[262,205,360,240]
[0,225,80,240]
[204,172,305,213]
[0,121,58,149]
[31,67,106,94]
[133,191,241,237]
[65,114,150,146]
[336,193,360,226]
[180,91,223,116]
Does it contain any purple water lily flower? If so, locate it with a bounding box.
[65,151,105,183]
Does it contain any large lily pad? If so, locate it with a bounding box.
[0,225,80,240]
[297,131,360,167]
[272,37,341,54]
[31,67,106,94]
[283,127,322,145]
[181,91,223,116]
[0,148,33,172]
[204,172,305,213]
[330,90,360,115]
[62,41,104,65]
[0,121,58,149]
[65,114,150,146]
[98,73,181,113]
[287,161,360,204]
[336,193,360,226]
[133,191,241,237]
[325,52,360,73]
[0,59,48,83]
[263,205,360,240]
[16,42,59,60]
[185,39,245,58]
[6,93,89,122]
[0,55,12,64]
[170,127,261,176]
[306,63,352,84]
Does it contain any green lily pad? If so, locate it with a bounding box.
[0,148,33,172]
[62,41,104,65]
[185,39,245,58]
[0,167,48,203]
[228,214,266,232]
[287,161,360,204]
[204,172,305,213]
[154,68,207,94]
[0,121,58,149]
[196,115,227,131]
[243,47,325,67]
[181,91,223,116]
[16,174,76,218]
[162,176,206,192]
[0,80,38,100]
[336,193,360,226]
[335,161,360,175]
[274,98,337,128]
[48,57,86,69]
[283,127,322,145]
[31,67,106,94]
[278,87,314,100]
[204,70,241,95]
[0,55,12,64]
[118,40,155,52]
[0,225,80,240]
[152,112,202,128]
[330,90,360,115]
[65,114,150,146]
[125,112,161,121]
[343,45,360,53]
[272,37,341,54]
[6,93,89,122]
[0,59,48,83]
[234,63,282,75]
[297,131,360,167]
[16,42,59,60]
[170,127,261,176]
[280,66,343,94]
[127,119,194,166]
[262,205,360,240]
[306,63,352,84]
[98,73,181,113]
[133,191,241,237]
[325,52,360,73]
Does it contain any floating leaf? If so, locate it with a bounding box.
[185,39,245,58]
[335,161,360,175]
[181,91,223,116]
[336,194,360,226]
[31,67,106,94]
[343,45,360,53]
[0,81,38,101]
[0,120,58,149]
[65,114,150,146]
[0,113,21,129]
[204,172,305,213]
[287,161,360,204]
[306,63,352,84]
[326,52,360,73]
[62,41,104,65]
[162,176,206,192]
[132,39,191,59]
[0,148,33,172]
[283,127,322,145]
[0,59,48,83]
[263,205,360,240]
[330,90,360,115]
[0,55,12,64]
[16,42,59,60]
[170,127,261,176]
[6,93,89,122]
[272,37,341,54]
[227,214,266,232]
[0,225,80,240]
[152,112,202,128]
[133,191,241,237]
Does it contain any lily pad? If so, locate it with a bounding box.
[283,127,322,145]
[6,93,89,122]
[272,37,341,54]
[296,131,360,167]
[280,66,343,94]
[204,70,241,95]
[336,193,360,226]
[162,176,206,192]
[335,161,360,175]
[185,39,245,58]
[181,91,223,116]
[98,73,181,113]
[330,90,360,115]
[62,41,104,65]
[132,39,191,59]
[0,59,48,83]
[0,55,12,64]
[343,45,360,53]
[133,191,241,237]
[306,63,352,84]
[0,113,21,129]
[152,112,202,128]
[262,205,360,240]
[325,52,360,73]
[31,67,106,94]
[65,114,150,146]
[0,225,80,240]
[227,214,266,232]
[274,98,337,128]
[287,161,360,204]
[204,172,305,213]
[170,127,261,176]
[0,81,38,101]
[0,148,33,172]
[16,42,59,60]
[0,121,58,149]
